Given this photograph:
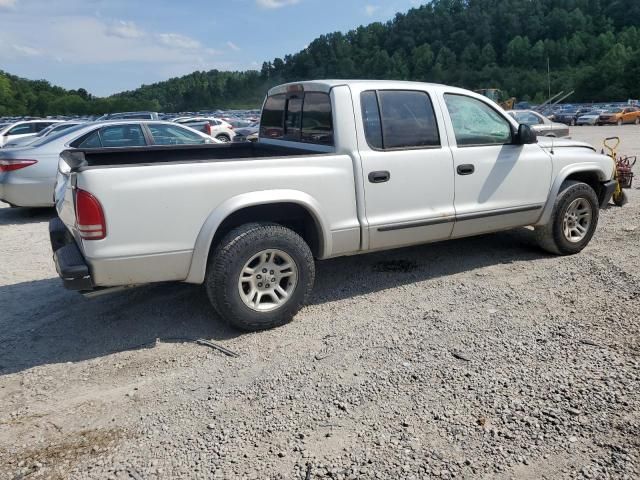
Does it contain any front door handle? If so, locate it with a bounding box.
[457,164,475,175]
[368,171,390,183]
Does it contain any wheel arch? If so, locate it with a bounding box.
[536,164,611,226]
[185,190,331,284]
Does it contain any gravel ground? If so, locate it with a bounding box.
[0,126,638,480]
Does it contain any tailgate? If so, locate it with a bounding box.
[54,156,78,239]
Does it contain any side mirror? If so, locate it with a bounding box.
[515,124,537,145]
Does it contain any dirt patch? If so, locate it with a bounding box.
[1,428,126,480]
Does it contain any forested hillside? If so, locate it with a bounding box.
[2,0,640,116]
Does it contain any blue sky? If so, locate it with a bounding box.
[0,0,423,96]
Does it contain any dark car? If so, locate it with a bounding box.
[554,108,592,126]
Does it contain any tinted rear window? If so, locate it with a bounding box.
[301,93,333,145]
[284,97,302,140]
[260,92,333,146]
[260,94,285,139]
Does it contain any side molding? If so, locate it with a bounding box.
[184,190,331,284]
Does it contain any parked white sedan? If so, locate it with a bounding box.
[0,119,64,147]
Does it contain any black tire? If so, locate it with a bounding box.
[216,134,230,143]
[205,223,315,331]
[535,181,599,255]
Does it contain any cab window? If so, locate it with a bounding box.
[444,94,512,146]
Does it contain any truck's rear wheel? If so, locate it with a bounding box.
[206,223,315,331]
[535,180,599,255]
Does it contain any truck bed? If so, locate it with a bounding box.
[66,142,326,170]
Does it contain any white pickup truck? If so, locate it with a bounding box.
[50,80,617,330]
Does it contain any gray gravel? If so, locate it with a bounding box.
[1,126,639,479]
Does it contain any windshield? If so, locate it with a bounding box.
[30,123,91,147]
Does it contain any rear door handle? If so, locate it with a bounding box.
[368,171,390,183]
[457,164,475,175]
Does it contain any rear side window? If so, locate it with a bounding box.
[100,125,146,147]
[260,92,334,146]
[74,125,147,148]
[361,90,440,150]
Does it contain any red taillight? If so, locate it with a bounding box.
[75,189,106,240]
[0,159,38,172]
[205,123,212,135]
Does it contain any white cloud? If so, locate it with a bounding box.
[158,33,201,50]
[0,16,213,65]
[106,20,145,39]
[226,41,241,51]
[256,0,300,9]
[12,44,41,56]
[0,0,17,9]
[365,5,380,16]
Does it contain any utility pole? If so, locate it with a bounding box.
[547,57,551,101]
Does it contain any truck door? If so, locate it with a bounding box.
[440,93,552,238]
[357,89,456,250]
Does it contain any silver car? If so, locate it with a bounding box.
[507,110,570,137]
[576,110,606,126]
[0,120,215,207]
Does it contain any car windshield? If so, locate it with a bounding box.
[40,122,79,137]
[30,123,90,147]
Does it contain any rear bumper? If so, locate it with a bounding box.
[49,217,94,291]
[600,180,617,208]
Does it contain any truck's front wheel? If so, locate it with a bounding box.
[535,180,599,255]
[206,223,315,331]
